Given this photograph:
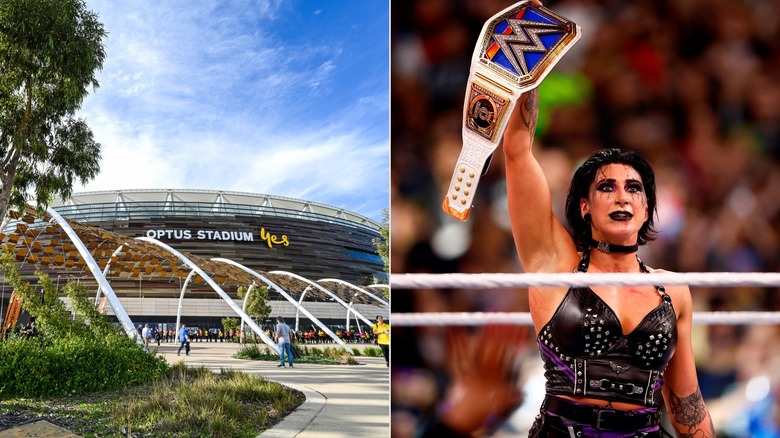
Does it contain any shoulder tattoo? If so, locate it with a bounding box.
[668,386,713,437]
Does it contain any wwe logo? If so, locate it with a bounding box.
[492,18,567,75]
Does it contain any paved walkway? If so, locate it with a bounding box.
[161,341,390,437]
[1,342,390,438]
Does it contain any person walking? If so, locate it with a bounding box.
[141,323,151,348]
[274,316,294,368]
[177,323,190,356]
[373,315,390,367]
[154,327,161,347]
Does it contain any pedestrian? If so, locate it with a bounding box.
[274,316,294,368]
[177,323,190,356]
[141,323,151,348]
[373,315,390,367]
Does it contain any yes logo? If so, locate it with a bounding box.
[260,227,289,248]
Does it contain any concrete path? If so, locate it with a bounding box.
[157,341,390,438]
[0,421,80,438]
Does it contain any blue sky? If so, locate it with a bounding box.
[77,0,389,222]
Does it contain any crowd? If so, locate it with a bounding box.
[296,327,377,344]
[137,325,250,344]
[130,324,379,346]
[391,0,780,436]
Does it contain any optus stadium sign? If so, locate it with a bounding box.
[143,228,289,247]
[144,229,255,242]
[49,189,384,285]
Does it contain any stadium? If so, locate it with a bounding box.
[0,189,388,348]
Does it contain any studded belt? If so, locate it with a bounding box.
[572,359,662,406]
[544,396,661,432]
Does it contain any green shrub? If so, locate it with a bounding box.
[362,347,382,357]
[0,330,168,397]
[0,247,169,398]
[232,343,270,360]
[232,344,361,365]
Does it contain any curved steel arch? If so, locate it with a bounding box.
[238,283,257,344]
[47,208,139,341]
[298,285,366,343]
[95,245,124,305]
[137,237,279,353]
[294,285,364,336]
[346,302,364,335]
[270,270,374,327]
[367,284,389,292]
[294,286,312,332]
[212,258,349,349]
[174,270,198,343]
[317,278,389,308]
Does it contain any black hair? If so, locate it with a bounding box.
[564,148,658,251]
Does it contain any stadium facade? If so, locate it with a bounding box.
[1,189,388,344]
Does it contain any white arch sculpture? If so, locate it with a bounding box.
[270,270,374,328]
[212,258,349,350]
[346,301,363,334]
[174,270,197,343]
[95,245,124,305]
[137,237,279,353]
[46,208,139,341]
[317,278,389,308]
[238,283,256,344]
[294,286,314,332]
[294,285,364,336]
[295,280,368,331]
[367,284,389,294]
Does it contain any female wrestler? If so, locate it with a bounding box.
[424,90,715,437]
[503,88,714,437]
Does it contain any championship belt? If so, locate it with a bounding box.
[442,1,581,221]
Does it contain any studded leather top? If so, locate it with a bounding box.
[537,251,677,407]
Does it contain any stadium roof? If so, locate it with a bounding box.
[50,189,382,232]
[0,207,383,306]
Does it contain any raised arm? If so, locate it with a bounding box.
[503,90,577,273]
[662,285,715,437]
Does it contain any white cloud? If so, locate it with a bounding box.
[309,60,337,90]
[77,0,389,221]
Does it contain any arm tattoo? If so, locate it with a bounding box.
[520,89,539,143]
[668,386,713,437]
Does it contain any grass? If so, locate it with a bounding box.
[232,343,383,365]
[0,362,304,438]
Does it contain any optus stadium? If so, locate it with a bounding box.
[0,189,388,350]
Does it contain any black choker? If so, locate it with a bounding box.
[591,239,638,254]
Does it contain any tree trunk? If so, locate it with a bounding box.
[0,151,20,222]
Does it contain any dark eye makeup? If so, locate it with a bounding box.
[595,179,643,193]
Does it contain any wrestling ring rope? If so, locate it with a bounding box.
[390,272,780,326]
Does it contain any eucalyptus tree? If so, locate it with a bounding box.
[373,207,388,272]
[0,0,106,221]
[237,284,272,326]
